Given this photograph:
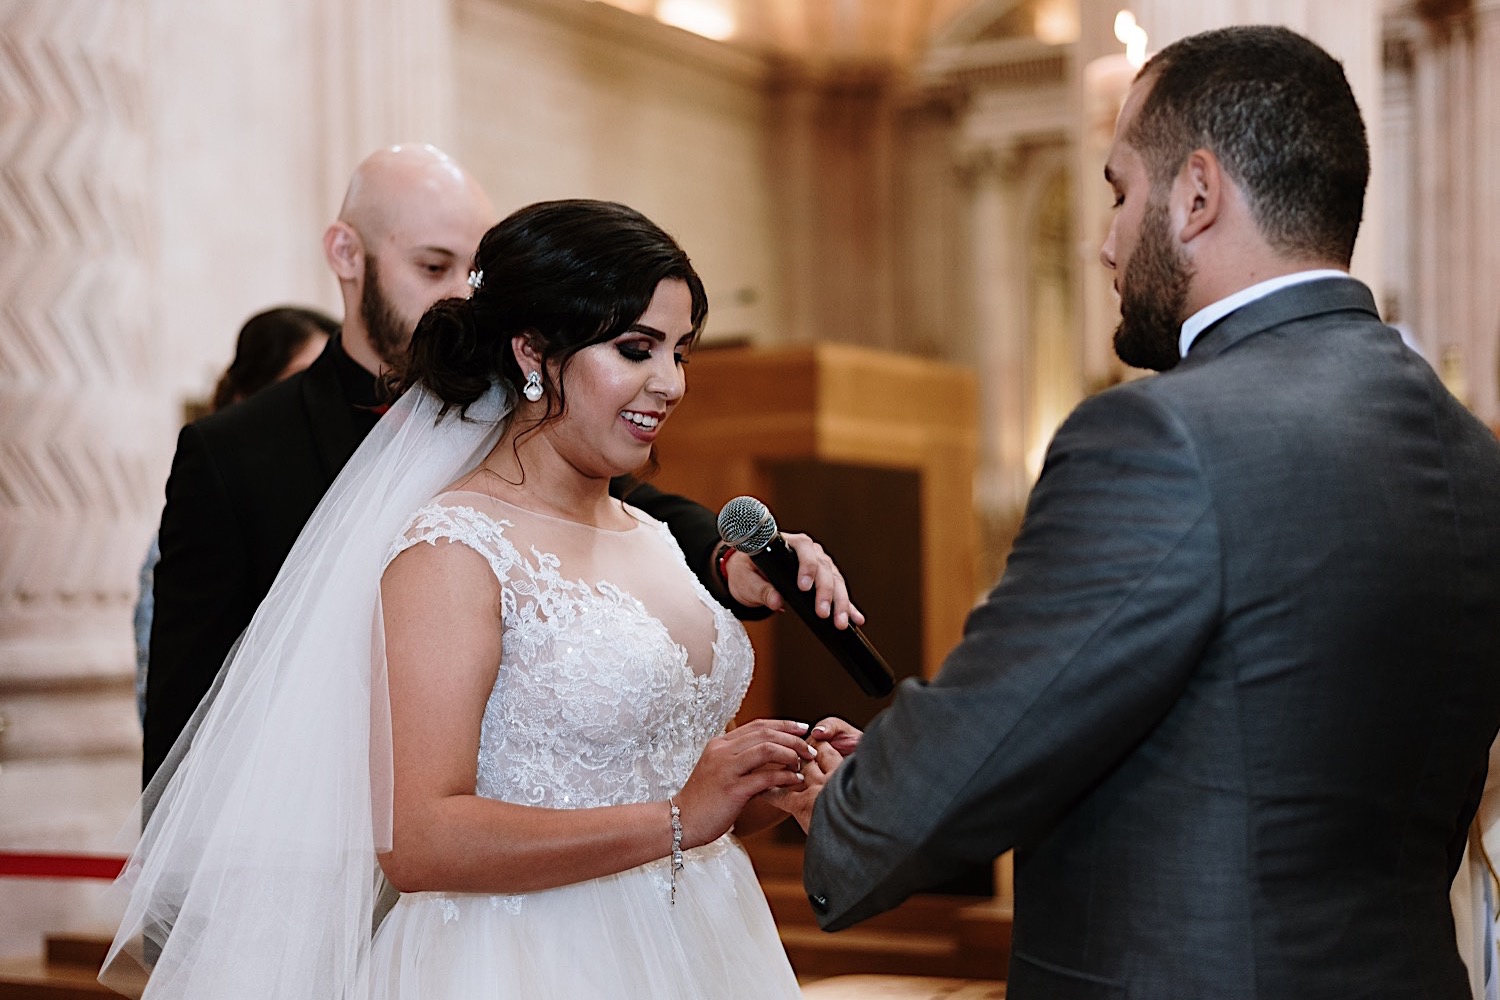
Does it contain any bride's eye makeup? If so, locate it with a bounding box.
[616,327,692,365]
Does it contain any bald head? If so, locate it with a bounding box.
[339,144,490,244]
[324,144,494,374]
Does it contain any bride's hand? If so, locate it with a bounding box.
[761,739,846,832]
[675,720,814,850]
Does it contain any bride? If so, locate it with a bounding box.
[103,199,854,998]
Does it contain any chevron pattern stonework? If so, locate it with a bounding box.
[0,0,170,754]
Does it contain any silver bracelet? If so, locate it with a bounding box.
[669,797,684,905]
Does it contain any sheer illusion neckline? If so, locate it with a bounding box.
[439,488,644,534]
[410,495,727,682]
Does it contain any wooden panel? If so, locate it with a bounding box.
[656,344,978,693]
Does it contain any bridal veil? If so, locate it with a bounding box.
[101,383,512,998]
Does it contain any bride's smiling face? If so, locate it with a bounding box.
[542,278,695,478]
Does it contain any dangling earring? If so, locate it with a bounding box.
[522,370,544,402]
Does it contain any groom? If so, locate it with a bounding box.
[793,26,1500,999]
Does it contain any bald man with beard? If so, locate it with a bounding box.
[143,145,853,786]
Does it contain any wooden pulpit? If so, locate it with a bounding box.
[653,343,979,727]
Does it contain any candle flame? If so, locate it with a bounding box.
[1114,10,1148,68]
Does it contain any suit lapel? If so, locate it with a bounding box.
[1181,278,1381,368]
[299,337,362,485]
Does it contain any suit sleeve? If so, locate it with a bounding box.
[611,477,770,622]
[143,423,253,786]
[803,387,1222,930]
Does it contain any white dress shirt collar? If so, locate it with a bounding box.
[1178,270,1352,358]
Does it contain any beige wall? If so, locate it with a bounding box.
[148,2,338,400]
[148,0,458,400]
[453,0,784,344]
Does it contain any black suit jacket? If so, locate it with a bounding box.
[802,280,1500,999]
[144,337,744,784]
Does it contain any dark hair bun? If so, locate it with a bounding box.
[396,296,496,413]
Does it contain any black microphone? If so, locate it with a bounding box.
[717,496,896,698]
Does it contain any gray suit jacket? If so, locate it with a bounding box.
[803,279,1500,999]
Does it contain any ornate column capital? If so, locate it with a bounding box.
[954,140,1025,187]
[1416,0,1473,22]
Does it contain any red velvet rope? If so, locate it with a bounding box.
[0,852,126,880]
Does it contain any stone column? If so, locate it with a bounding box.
[766,74,822,345]
[766,67,902,348]
[961,143,1031,519]
[959,142,1034,912]
[1075,0,1143,393]
[1474,1,1500,425]
[1404,0,1500,426]
[0,0,168,953]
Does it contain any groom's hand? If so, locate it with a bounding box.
[808,716,862,756]
[775,740,845,832]
[762,716,858,831]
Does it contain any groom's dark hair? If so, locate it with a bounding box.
[1129,25,1369,265]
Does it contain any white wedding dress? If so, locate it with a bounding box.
[366,490,802,999]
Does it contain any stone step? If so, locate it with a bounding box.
[42,938,108,972]
[743,835,1011,981]
[0,958,114,1000]
[782,924,962,980]
[802,974,1008,998]
[0,935,140,1000]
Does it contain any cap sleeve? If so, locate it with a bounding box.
[386,500,517,587]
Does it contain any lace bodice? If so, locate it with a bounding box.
[385,492,753,810]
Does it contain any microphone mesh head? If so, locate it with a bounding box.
[717,495,777,552]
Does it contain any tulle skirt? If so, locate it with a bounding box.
[367,836,801,998]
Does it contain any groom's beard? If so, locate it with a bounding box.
[1113,199,1194,373]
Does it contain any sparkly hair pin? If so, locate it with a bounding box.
[467,269,484,290]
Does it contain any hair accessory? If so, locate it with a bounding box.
[467,269,484,290]
[522,370,544,402]
[669,798,685,905]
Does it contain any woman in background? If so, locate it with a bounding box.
[208,306,335,411]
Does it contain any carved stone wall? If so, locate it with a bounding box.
[0,0,163,955]
[452,0,783,346]
[0,0,459,960]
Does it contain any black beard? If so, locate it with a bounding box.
[360,255,413,370]
[1112,200,1193,373]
